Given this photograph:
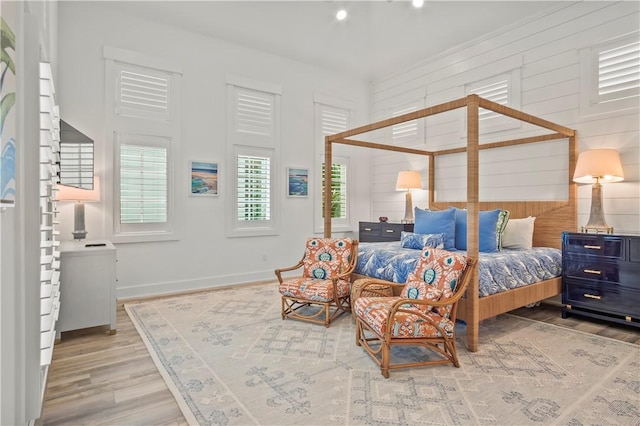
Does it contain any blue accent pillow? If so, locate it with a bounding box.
[400,232,445,250]
[414,207,456,250]
[452,207,502,252]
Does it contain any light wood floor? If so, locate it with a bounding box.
[38,299,640,425]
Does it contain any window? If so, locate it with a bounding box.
[581,33,640,116]
[119,138,168,225]
[226,76,281,237]
[465,69,521,133]
[322,161,347,220]
[237,152,271,222]
[390,99,425,145]
[104,46,182,243]
[313,96,353,232]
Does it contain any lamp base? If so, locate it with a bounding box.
[402,191,414,224]
[580,181,613,234]
[72,202,88,241]
[72,230,88,240]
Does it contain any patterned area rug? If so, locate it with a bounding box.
[125,283,640,425]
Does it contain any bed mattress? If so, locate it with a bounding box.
[355,242,562,297]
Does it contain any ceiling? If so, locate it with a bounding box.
[97,1,568,81]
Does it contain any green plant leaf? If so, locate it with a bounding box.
[1,92,15,135]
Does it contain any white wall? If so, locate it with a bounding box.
[367,1,640,236]
[57,2,371,299]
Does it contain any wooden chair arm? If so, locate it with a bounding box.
[387,257,476,313]
[274,255,305,284]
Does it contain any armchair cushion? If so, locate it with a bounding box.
[353,297,455,338]
[302,238,353,279]
[279,277,351,302]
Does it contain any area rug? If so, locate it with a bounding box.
[125,283,640,426]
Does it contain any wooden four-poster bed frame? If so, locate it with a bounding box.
[323,94,577,352]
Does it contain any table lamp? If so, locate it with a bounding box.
[396,170,421,223]
[573,149,624,234]
[56,176,101,240]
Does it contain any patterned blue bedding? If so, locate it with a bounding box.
[355,242,562,297]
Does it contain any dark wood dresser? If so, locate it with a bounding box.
[561,231,640,328]
[359,221,414,243]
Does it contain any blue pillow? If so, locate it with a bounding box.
[413,207,456,250]
[452,207,502,252]
[400,232,445,250]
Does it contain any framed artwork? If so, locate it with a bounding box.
[287,167,308,197]
[190,161,218,196]
[1,7,17,207]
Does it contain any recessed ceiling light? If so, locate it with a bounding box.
[412,0,424,8]
[336,9,347,21]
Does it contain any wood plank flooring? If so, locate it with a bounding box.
[38,298,640,425]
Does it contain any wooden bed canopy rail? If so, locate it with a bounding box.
[323,94,578,352]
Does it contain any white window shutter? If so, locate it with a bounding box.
[392,105,418,144]
[321,107,348,136]
[237,154,271,221]
[120,143,168,224]
[116,63,171,121]
[598,40,640,102]
[235,89,275,136]
[469,79,509,121]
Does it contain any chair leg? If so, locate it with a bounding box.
[381,342,390,378]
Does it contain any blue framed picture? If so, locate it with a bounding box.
[190,161,218,196]
[287,167,308,197]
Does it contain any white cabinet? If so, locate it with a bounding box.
[57,240,117,338]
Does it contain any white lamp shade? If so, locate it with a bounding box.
[56,176,101,202]
[573,149,624,184]
[396,170,421,190]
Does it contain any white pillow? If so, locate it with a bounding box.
[502,216,536,249]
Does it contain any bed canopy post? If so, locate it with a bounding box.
[466,94,481,353]
[324,135,332,238]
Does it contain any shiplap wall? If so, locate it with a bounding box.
[367,1,639,236]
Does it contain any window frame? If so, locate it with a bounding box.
[464,69,522,134]
[225,76,281,238]
[104,46,182,243]
[115,134,172,235]
[313,95,354,234]
[580,32,640,117]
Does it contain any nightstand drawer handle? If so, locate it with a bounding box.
[583,245,601,250]
[583,293,602,300]
[385,229,395,233]
[364,228,372,231]
[583,269,601,275]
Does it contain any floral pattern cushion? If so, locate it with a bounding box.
[302,238,353,279]
[354,297,455,338]
[400,247,467,317]
[405,248,468,293]
[279,277,351,302]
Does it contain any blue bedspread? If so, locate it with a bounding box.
[355,242,562,297]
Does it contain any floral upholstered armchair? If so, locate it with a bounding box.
[353,247,476,378]
[275,237,358,327]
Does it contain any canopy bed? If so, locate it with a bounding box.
[323,94,577,352]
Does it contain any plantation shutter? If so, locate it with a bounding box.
[116,64,170,121]
[322,162,347,219]
[392,105,418,144]
[235,88,275,136]
[319,105,349,219]
[321,107,348,136]
[237,154,271,221]
[598,40,640,103]
[120,143,168,224]
[469,79,509,121]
